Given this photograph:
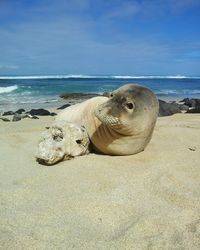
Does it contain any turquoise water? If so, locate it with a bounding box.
[0,75,200,108]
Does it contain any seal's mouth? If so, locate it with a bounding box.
[94,106,122,126]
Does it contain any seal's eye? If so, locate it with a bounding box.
[110,93,113,97]
[76,139,82,144]
[126,102,134,109]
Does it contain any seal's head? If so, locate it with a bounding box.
[94,84,159,134]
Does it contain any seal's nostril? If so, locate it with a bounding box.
[126,103,134,109]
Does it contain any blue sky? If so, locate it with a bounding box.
[0,0,200,76]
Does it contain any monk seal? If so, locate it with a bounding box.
[56,83,159,155]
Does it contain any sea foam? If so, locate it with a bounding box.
[0,85,18,94]
[111,75,197,79]
[155,89,200,95]
[0,75,96,79]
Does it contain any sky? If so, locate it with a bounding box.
[0,0,200,76]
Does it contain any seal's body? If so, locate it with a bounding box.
[56,84,159,155]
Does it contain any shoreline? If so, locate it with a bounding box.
[0,93,197,114]
[0,96,199,120]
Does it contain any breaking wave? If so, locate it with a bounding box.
[156,89,200,95]
[0,85,18,94]
[0,75,96,79]
[112,75,194,79]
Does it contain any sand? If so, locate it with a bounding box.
[0,114,200,249]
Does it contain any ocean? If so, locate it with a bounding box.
[0,75,200,111]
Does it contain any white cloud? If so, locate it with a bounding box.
[105,1,140,19]
[0,64,19,70]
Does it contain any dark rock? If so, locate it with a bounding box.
[0,117,10,122]
[16,108,25,114]
[159,100,181,116]
[178,104,189,111]
[188,146,196,151]
[27,109,51,116]
[50,112,57,116]
[2,111,15,116]
[12,114,22,122]
[57,104,71,110]
[193,99,200,109]
[185,99,196,108]
[21,114,29,119]
[186,107,200,113]
[24,114,39,119]
[180,98,200,113]
[180,98,190,103]
[31,115,39,119]
[180,98,200,108]
[60,92,100,100]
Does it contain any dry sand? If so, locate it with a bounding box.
[0,114,200,249]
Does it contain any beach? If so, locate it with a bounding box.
[0,112,200,249]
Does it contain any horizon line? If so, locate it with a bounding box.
[0,74,200,80]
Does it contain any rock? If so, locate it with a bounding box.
[180,98,200,108]
[188,146,196,151]
[186,107,200,113]
[159,100,181,116]
[50,112,57,116]
[179,98,200,113]
[21,114,29,119]
[60,93,100,100]
[16,114,39,119]
[0,117,10,122]
[178,104,189,111]
[27,109,51,116]
[12,114,22,122]
[180,98,190,103]
[2,111,15,116]
[31,115,39,119]
[57,104,71,110]
[2,109,25,117]
[26,114,39,119]
[16,108,25,114]
[36,121,90,165]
